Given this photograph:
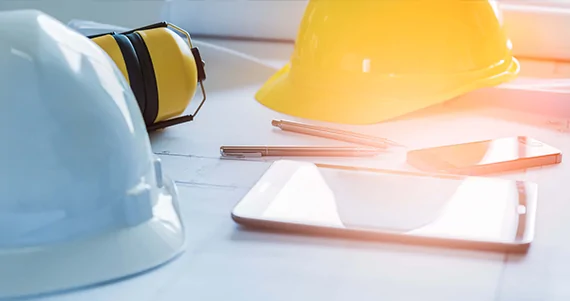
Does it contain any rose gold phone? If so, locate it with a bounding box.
[406,136,562,175]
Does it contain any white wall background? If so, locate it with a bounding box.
[0,0,170,28]
[1,0,569,61]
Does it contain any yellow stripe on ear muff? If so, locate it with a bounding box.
[136,27,199,123]
[90,35,130,83]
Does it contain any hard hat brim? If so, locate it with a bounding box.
[0,177,185,300]
[255,58,520,124]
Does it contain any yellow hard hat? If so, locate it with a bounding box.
[255,0,520,124]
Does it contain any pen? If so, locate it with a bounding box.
[271,119,404,148]
[220,145,385,157]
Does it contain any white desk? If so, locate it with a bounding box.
[35,38,570,301]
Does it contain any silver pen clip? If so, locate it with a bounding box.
[220,149,263,158]
[233,152,263,158]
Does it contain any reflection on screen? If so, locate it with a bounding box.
[261,165,525,243]
[426,136,559,169]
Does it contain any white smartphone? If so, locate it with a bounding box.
[231,160,538,253]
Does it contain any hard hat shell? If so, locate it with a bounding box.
[255,0,520,124]
[0,10,184,299]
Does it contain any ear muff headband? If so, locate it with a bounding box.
[124,32,159,126]
[111,34,147,114]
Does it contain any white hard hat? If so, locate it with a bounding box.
[0,9,185,299]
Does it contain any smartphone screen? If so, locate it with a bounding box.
[407,136,561,172]
[233,161,537,247]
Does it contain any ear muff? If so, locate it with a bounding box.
[88,22,207,131]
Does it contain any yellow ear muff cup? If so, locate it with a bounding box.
[135,28,199,123]
[110,34,148,118]
[123,32,159,126]
[90,35,130,80]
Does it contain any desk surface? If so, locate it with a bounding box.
[35,38,570,301]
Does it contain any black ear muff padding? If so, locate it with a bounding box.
[112,34,147,116]
[125,32,159,126]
